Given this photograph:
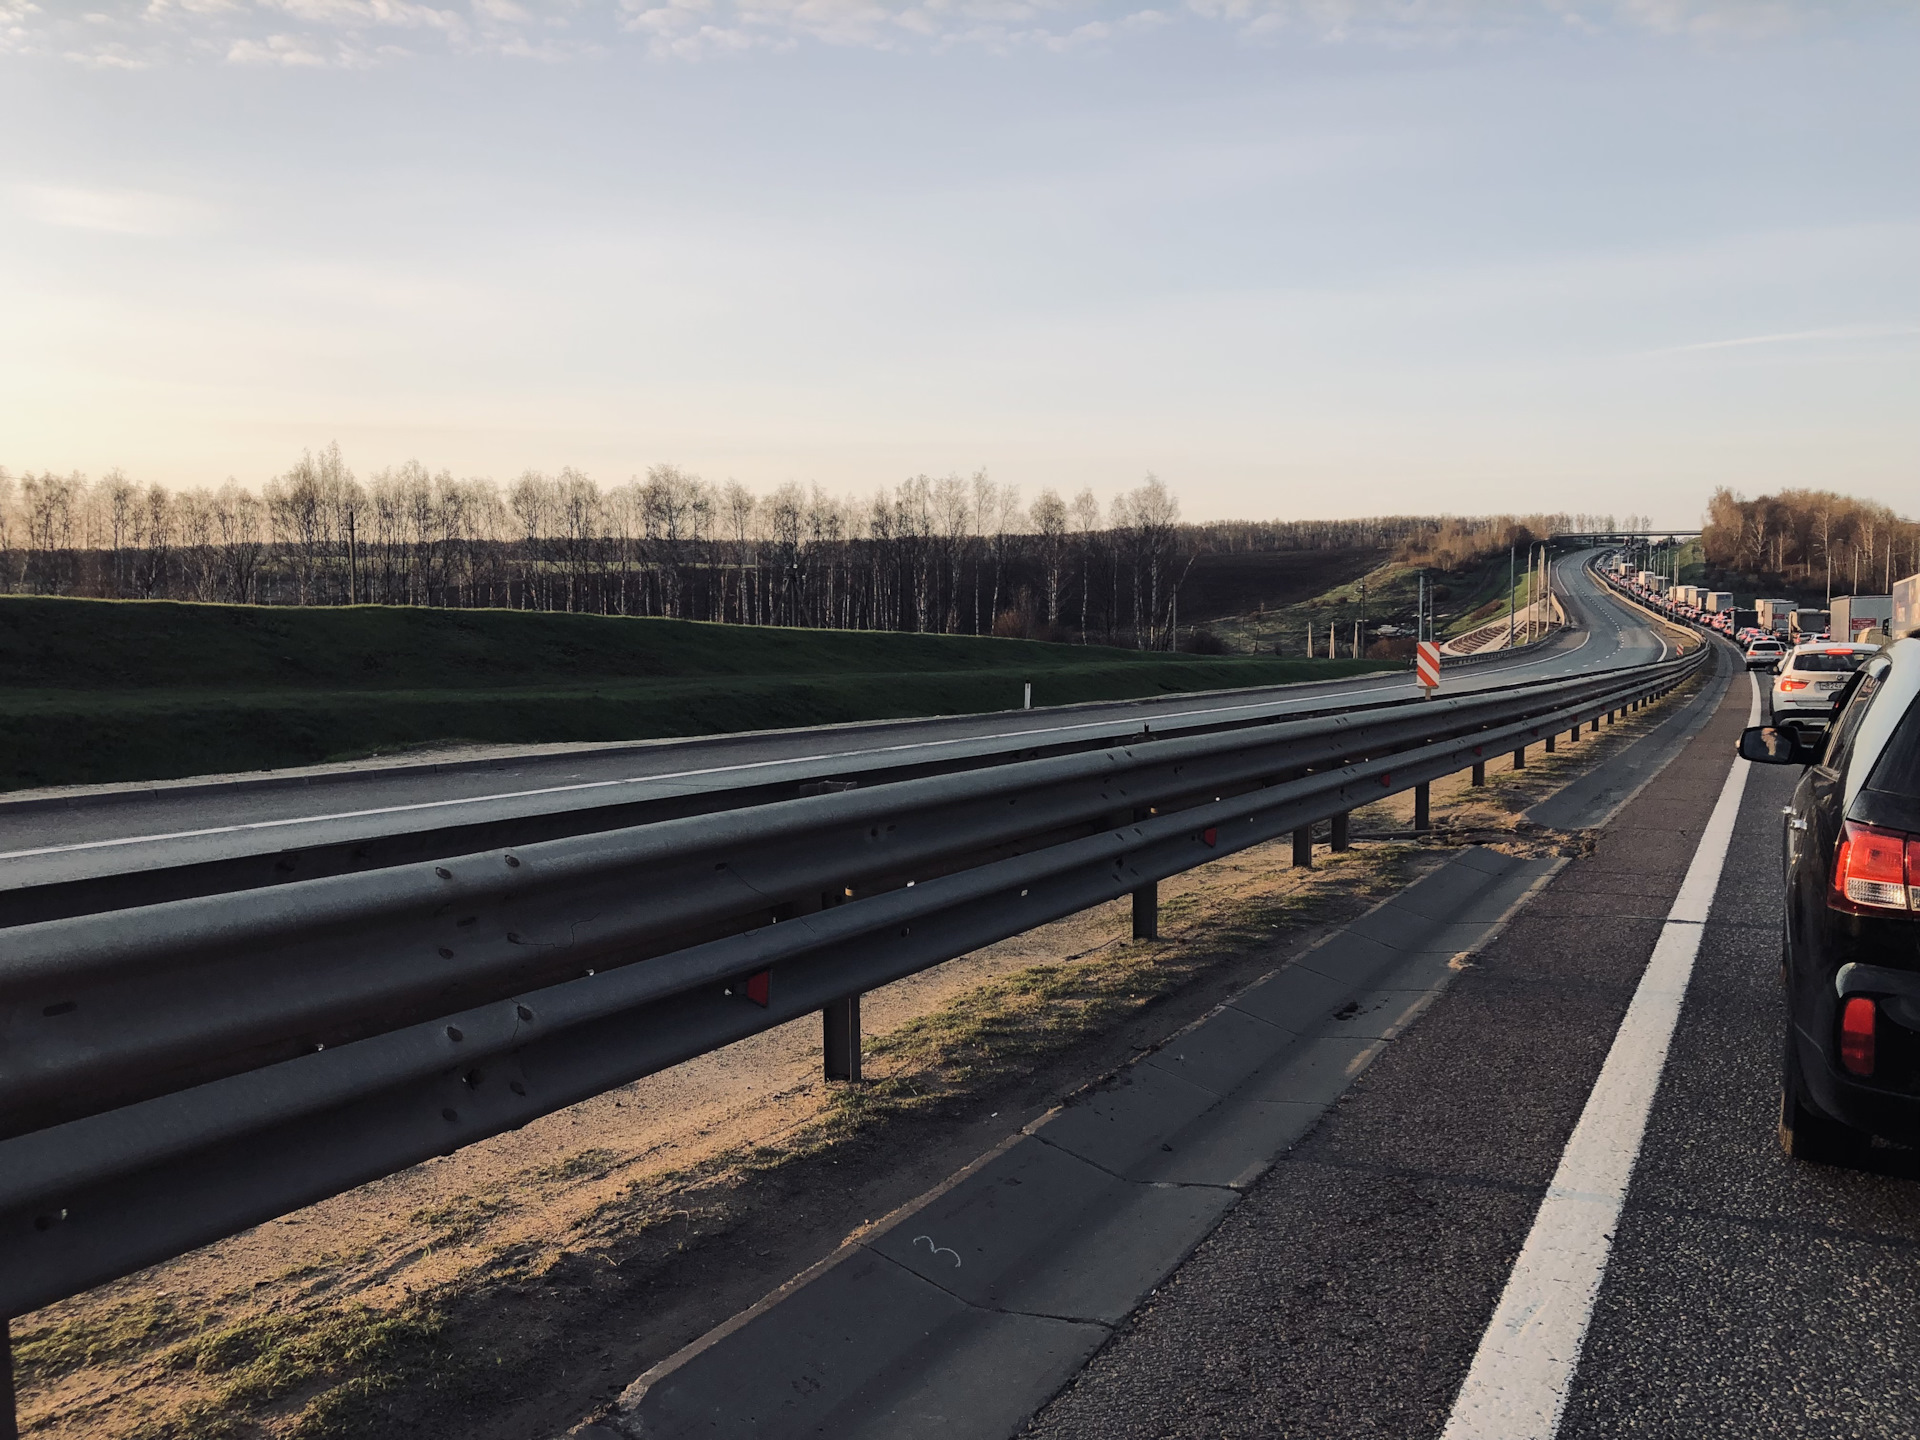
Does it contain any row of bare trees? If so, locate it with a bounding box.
[0,453,1206,648]
[1390,513,1660,573]
[1702,487,1920,601]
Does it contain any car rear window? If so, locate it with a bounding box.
[1791,653,1870,673]
[1863,695,1920,802]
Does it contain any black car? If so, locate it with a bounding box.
[1742,637,1920,1162]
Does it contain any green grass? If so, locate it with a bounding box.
[146,1303,452,1440]
[0,596,1398,791]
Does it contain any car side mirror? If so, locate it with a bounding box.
[1738,725,1817,765]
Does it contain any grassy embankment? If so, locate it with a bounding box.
[1205,552,1520,654]
[0,596,1398,792]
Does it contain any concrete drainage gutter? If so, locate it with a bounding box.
[574,845,1563,1440]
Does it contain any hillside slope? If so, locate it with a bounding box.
[0,597,1396,791]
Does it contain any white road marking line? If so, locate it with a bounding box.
[0,565,1645,864]
[1440,671,1760,1440]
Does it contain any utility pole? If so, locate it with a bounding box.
[1508,544,1516,650]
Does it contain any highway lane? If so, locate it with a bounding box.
[1026,649,1920,1438]
[0,551,1661,870]
[1556,690,1920,1436]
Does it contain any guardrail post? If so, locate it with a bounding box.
[1132,882,1159,940]
[823,995,862,1082]
[1293,826,1313,869]
[1513,745,1526,769]
[1589,717,1599,734]
[1330,812,1350,852]
[1413,783,1430,832]
[1544,732,1556,754]
[1471,761,1485,786]
[1568,725,1580,745]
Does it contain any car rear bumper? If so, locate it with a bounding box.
[1772,703,1842,730]
[1797,963,1920,1141]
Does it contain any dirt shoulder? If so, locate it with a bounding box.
[11,676,1703,1440]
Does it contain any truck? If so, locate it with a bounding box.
[1789,609,1829,639]
[1829,595,1893,639]
[1757,598,1800,632]
[1895,574,1920,639]
[1703,591,1734,612]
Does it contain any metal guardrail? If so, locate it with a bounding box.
[0,647,1704,1336]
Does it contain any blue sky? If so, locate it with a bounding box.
[3,1,1916,522]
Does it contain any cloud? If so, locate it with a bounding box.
[0,0,1896,66]
[12,184,209,236]
[1656,323,1920,355]
[226,29,334,58]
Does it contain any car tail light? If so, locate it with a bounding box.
[1779,678,1809,691]
[1841,997,1877,1076]
[1832,821,1913,912]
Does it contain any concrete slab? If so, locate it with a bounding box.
[1031,1063,1221,1176]
[622,1246,968,1438]
[1391,918,1506,955]
[1450,845,1525,877]
[1129,1100,1325,1189]
[992,1180,1238,1325]
[868,1137,1117,1305]
[1346,904,1486,952]
[1228,958,1370,1032]
[831,1306,1109,1440]
[1142,1005,1296,1097]
[1320,985,1440,1043]
[1384,856,1519,919]
[1240,1035,1389,1109]
[1291,930,1405,983]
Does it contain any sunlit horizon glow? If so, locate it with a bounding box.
[3,1,1916,526]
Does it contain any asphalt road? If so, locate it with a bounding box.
[1024,645,1920,1439]
[0,551,1662,869]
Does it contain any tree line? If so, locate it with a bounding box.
[0,447,1673,645]
[1702,487,1920,601]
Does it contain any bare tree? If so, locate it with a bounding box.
[1030,489,1068,626]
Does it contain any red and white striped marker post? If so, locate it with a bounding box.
[1416,640,1442,693]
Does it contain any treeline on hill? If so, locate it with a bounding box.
[0,446,1616,647]
[1702,488,1920,601]
[1394,512,1641,572]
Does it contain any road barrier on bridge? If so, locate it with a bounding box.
[0,644,1706,1346]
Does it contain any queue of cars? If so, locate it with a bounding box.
[1594,557,1920,1166]
[1551,559,1920,1171]
[1607,567,1742,635]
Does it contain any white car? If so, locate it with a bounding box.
[1744,638,1786,671]
[1769,643,1877,733]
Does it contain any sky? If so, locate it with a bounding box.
[2,0,1917,525]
